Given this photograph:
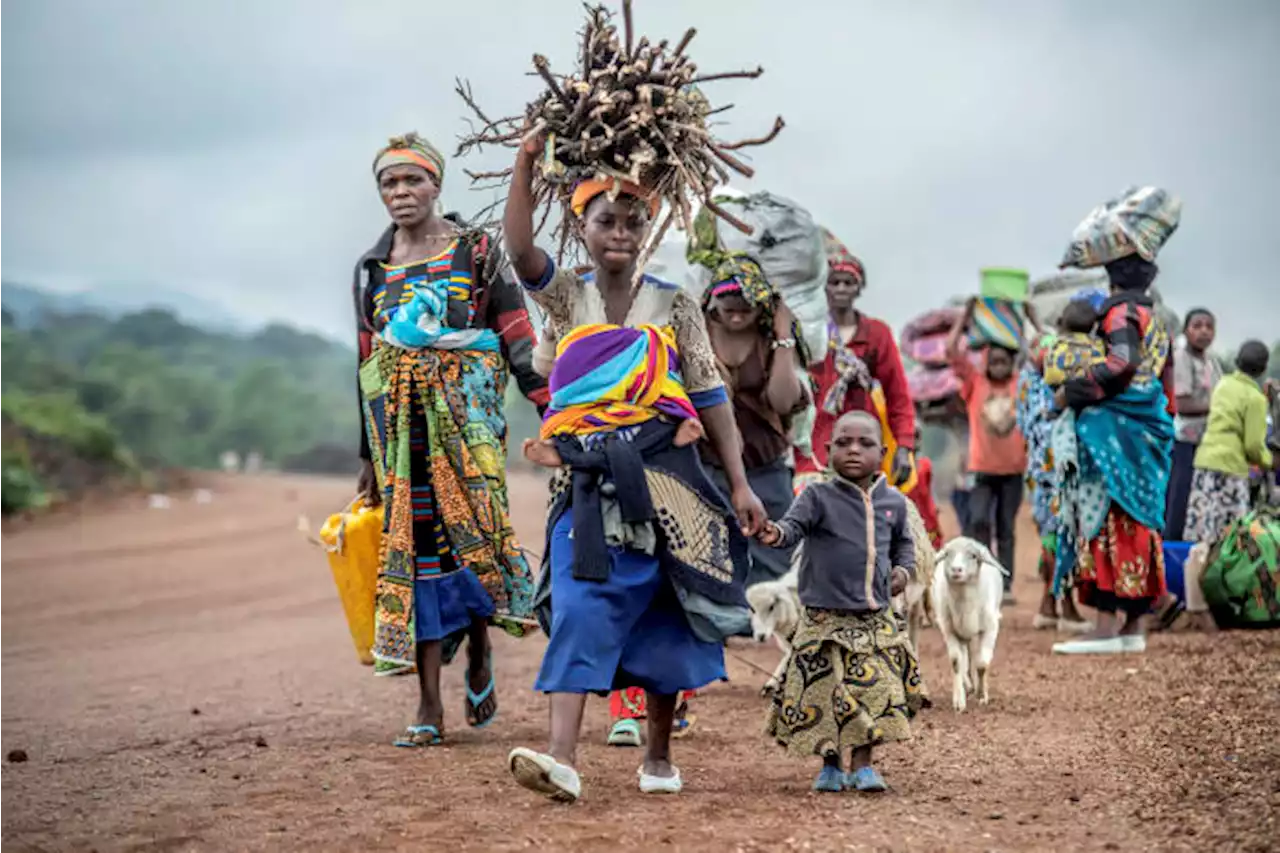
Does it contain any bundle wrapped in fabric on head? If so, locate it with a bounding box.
[902,307,964,369]
[1060,186,1182,269]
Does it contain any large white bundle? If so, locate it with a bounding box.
[650,190,825,460]
[688,191,830,361]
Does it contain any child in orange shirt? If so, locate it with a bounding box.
[947,297,1030,603]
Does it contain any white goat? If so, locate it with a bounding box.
[745,545,803,696]
[932,537,1007,712]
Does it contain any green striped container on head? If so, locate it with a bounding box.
[979,267,1030,303]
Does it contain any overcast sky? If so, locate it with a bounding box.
[3,0,1278,346]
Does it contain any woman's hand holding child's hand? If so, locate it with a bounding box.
[890,567,910,597]
[757,521,781,546]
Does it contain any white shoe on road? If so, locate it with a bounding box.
[1120,634,1147,653]
[638,765,683,794]
[509,747,581,802]
[1052,636,1126,655]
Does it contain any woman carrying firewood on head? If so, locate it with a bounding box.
[353,133,550,747]
[794,230,917,493]
[503,132,766,800]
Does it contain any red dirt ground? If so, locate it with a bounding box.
[2,472,1277,852]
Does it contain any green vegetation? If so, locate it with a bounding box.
[1,302,357,513]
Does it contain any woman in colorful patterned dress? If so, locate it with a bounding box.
[353,133,550,745]
[502,135,765,801]
[1050,254,1175,655]
[794,229,916,491]
[1016,325,1089,632]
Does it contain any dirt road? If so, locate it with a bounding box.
[2,473,1277,852]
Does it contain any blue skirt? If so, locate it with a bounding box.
[414,569,495,643]
[534,511,727,695]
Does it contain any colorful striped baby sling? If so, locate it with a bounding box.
[540,323,698,439]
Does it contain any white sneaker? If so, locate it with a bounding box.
[509,747,582,802]
[637,765,683,794]
[1057,617,1095,634]
[1032,613,1057,631]
[1052,636,1126,655]
[1120,635,1147,653]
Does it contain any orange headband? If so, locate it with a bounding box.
[373,148,443,181]
[570,177,660,218]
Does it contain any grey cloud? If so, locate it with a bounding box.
[3,0,1278,346]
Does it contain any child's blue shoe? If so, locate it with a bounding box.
[812,764,844,793]
[847,766,888,793]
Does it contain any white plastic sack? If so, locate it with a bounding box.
[690,191,830,361]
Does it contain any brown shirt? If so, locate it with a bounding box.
[702,337,804,471]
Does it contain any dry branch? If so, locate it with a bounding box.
[454,3,783,257]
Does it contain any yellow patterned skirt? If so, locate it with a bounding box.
[766,607,926,759]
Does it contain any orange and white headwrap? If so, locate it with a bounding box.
[373,132,445,183]
[570,177,660,218]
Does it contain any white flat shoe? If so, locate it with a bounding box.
[1120,635,1147,653]
[1032,613,1057,631]
[1058,618,1095,634]
[509,747,581,802]
[637,765,683,794]
[1052,637,1126,655]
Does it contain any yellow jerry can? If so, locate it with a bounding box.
[319,498,384,666]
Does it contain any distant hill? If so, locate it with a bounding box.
[1,280,249,334]
[1,299,358,513]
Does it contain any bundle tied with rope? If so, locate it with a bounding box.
[454,1,784,267]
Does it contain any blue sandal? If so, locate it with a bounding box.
[813,764,844,793]
[847,766,888,793]
[464,654,498,729]
[394,724,443,748]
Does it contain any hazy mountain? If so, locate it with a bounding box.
[1,280,250,333]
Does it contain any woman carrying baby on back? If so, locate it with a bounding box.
[501,135,766,802]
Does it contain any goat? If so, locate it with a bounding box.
[931,537,1007,712]
[745,544,803,696]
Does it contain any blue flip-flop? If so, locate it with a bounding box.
[812,764,844,793]
[465,654,498,729]
[393,724,443,748]
[847,766,888,793]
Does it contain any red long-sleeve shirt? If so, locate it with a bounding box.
[796,313,916,472]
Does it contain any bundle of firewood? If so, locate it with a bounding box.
[455,1,783,262]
